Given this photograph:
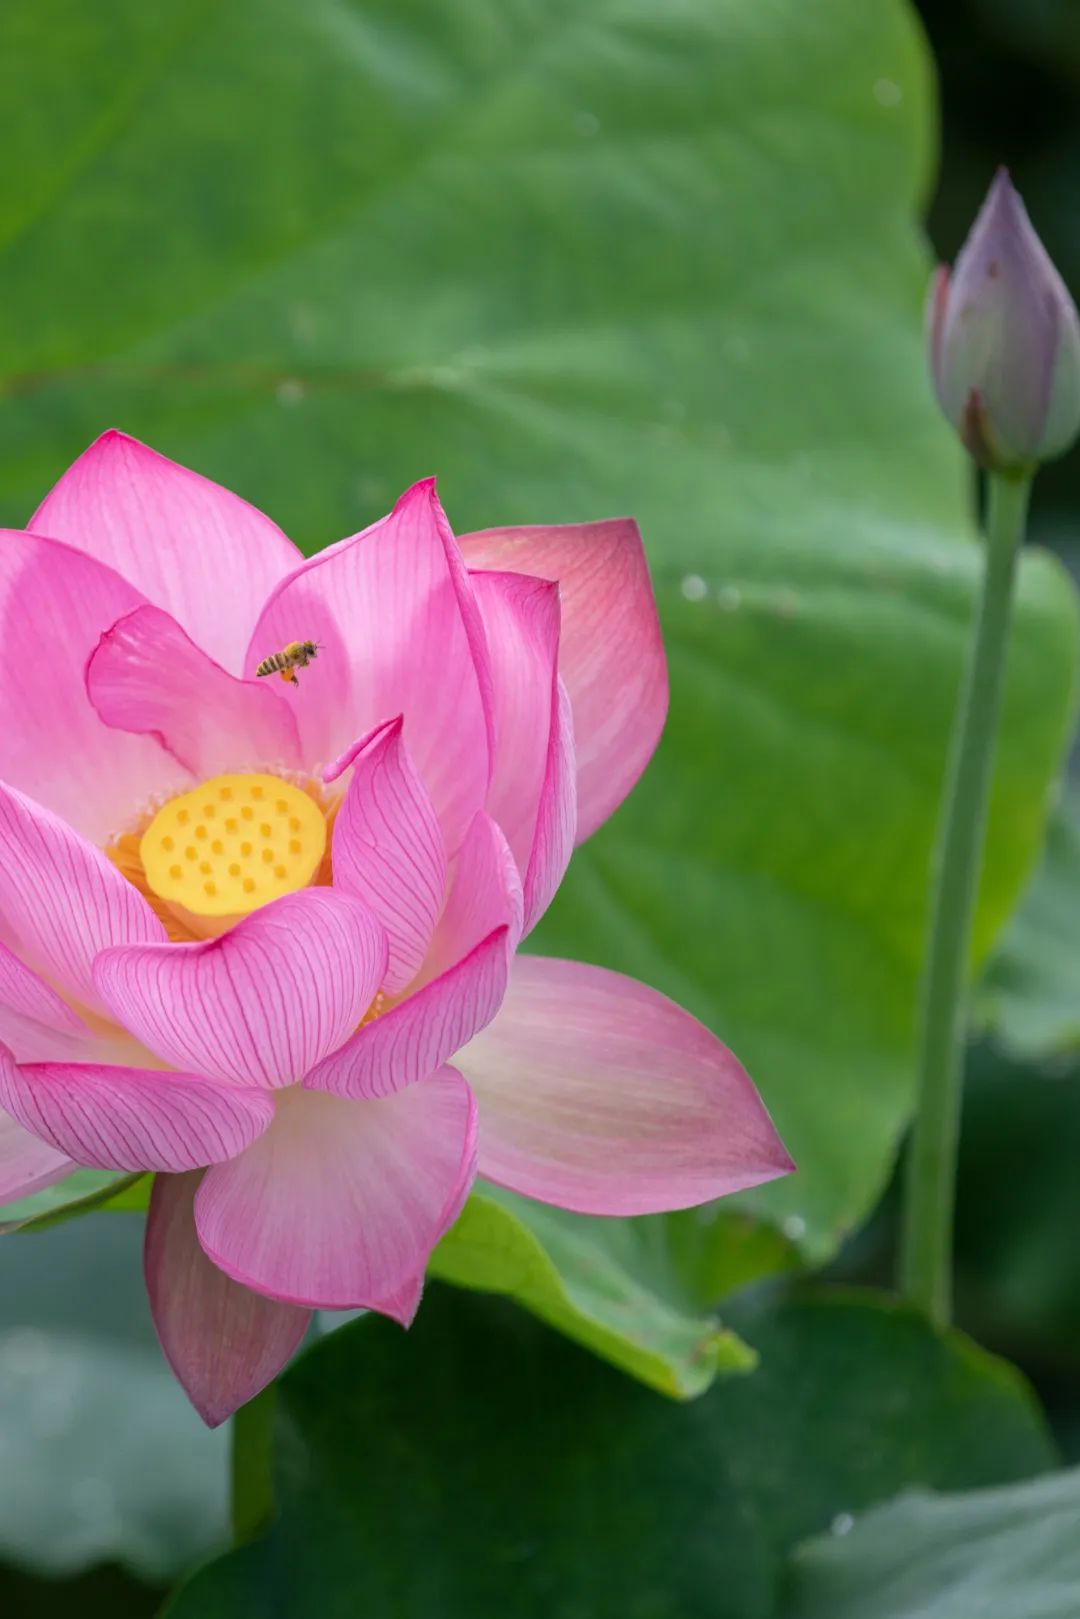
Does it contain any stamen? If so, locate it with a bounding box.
[361,991,387,1027]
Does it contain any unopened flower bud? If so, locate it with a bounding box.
[927,168,1080,471]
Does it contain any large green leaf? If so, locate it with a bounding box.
[782,1466,1080,1619]
[0,1212,226,1580]
[977,791,1080,1058]
[0,1333,224,1579]
[1,0,1076,1285]
[166,1285,1054,1618]
[428,1183,780,1397]
[0,1172,149,1235]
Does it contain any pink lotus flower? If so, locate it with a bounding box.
[0,432,792,1423]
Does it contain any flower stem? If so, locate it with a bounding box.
[230,1384,276,1545]
[900,470,1031,1327]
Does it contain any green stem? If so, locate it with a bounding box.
[230,1384,277,1545]
[900,470,1031,1327]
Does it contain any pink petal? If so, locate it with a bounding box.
[245,480,491,852]
[371,1272,425,1328]
[94,889,387,1089]
[458,955,794,1215]
[0,1045,274,1172]
[327,716,447,994]
[0,528,190,842]
[466,572,576,931]
[145,1171,310,1427]
[305,931,509,1103]
[467,572,561,872]
[305,813,519,1100]
[0,939,112,1065]
[422,809,524,981]
[460,520,667,842]
[87,605,303,778]
[926,264,950,402]
[0,780,167,1015]
[522,677,576,935]
[194,1067,477,1311]
[0,1108,74,1203]
[0,942,149,1067]
[30,431,303,673]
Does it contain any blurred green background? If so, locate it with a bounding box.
[1,0,1080,1613]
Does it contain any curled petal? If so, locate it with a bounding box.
[195,1068,477,1311]
[0,1107,73,1203]
[328,717,447,994]
[30,431,303,672]
[306,813,519,1100]
[466,573,575,933]
[461,519,666,841]
[457,955,794,1215]
[146,1171,310,1427]
[422,810,524,981]
[306,929,509,1102]
[87,605,303,778]
[0,528,189,842]
[94,889,387,1088]
[0,1045,274,1172]
[246,479,490,852]
[0,779,166,1014]
[467,573,561,872]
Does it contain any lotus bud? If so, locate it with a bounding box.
[927,168,1080,471]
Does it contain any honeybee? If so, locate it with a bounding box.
[255,640,320,686]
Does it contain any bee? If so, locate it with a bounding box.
[255,640,320,686]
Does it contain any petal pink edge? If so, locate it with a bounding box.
[458,955,794,1216]
[193,1070,478,1310]
[31,430,303,672]
[461,518,667,841]
[145,1170,311,1426]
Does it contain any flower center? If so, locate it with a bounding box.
[139,773,327,938]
